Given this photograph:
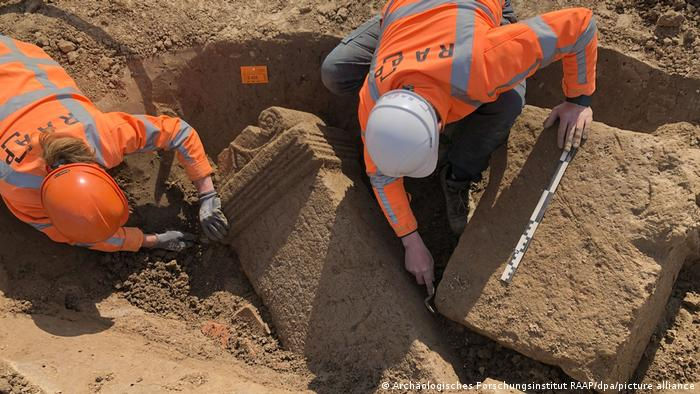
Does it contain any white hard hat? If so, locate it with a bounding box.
[365,89,439,178]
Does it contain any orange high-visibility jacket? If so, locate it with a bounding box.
[0,36,213,252]
[359,1,598,237]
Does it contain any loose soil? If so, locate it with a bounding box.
[0,0,698,392]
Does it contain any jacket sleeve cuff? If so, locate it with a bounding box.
[121,227,144,252]
[566,94,593,107]
[395,221,418,238]
[399,229,418,239]
[184,159,214,182]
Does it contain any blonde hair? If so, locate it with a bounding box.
[40,132,97,168]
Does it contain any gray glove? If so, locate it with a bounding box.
[155,231,197,252]
[199,191,229,242]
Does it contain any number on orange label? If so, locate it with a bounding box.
[240,66,269,84]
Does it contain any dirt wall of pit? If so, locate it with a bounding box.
[217,107,462,388]
[526,47,700,132]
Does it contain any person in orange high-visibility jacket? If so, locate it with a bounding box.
[322,1,598,288]
[0,35,229,252]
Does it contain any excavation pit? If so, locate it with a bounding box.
[0,28,698,392]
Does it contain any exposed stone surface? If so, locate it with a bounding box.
[232,304,271,336]
[437,106,700,385]
[217,107,324,177]
[219,107,460,383]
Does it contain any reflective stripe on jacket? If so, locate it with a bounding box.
[358,1,598,237]
[0,36,213,251]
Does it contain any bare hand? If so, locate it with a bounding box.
[401,232,435,289]
[544,102,593,151]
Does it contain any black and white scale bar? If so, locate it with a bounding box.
[500,147,578,283]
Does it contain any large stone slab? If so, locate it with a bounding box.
[436,106,700,385]
[218,107,460,384]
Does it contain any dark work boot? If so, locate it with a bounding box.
[440,166,471,235]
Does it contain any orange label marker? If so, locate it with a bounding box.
[240,66,269,84]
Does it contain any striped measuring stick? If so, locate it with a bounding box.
[500,147,578,283]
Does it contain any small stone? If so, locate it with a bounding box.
[164,38,173,48]
[336,7,349,20]
[34,34,49,47]
[107,82,115,89]
[95,376,103,383]
[615,14,633,29]
[98,56,113,71]
[677,308,693,324]
[663,37,673,46]
[57,40,76,54]
[317,1,338,16]
[67,51,79,64]
[647,10,660,22]
[683,31,696,45]
[656,11,685,28]
[233,304,272,336]
[0,378,11,393]
[299,5,312,14]
[316,15,326,24]
[682,292,700,310]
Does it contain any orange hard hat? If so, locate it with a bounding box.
[40,163,129,244]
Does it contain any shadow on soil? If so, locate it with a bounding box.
[0,3,259,337]
[0,204,117,335]
[527,47,700,132]
[632,261,700,385]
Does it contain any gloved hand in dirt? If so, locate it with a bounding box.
[198,191,229,242]
[153,231,197,252]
